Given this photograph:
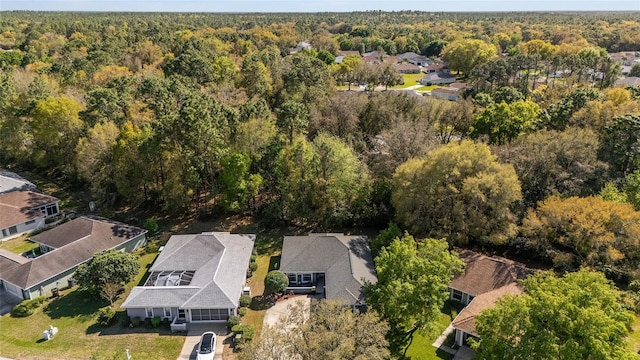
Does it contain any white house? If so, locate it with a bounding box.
[0,190,60,241]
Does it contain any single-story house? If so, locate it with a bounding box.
[290,41,312,54]
[122,232,255,329]
[395,63,421,74]
[615,76,640,87]
[447,250,532,347]
[420,72,456,85]
[279,233,377,310]
[0,190,60,241]
[0,172,36,194]
[431,87,462,101]
[423,62,446,73]
[407,55,432,67]
[0,216,147,300]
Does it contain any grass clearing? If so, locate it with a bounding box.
[391,72,425,89]
[0,234,38,255]
[0,251,183,360]
[629,315,640,354]
[405,301,462,360]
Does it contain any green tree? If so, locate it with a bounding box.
[366,233,464,355]
[264,270,289,295]
[75,121,120,202]
[624,170,640,210]
[75,249,140,302]
[496,128,608,208]
[29,95,84,169]
[276,100,309,144]
[220,152,263,213]
[470,99,540,145]
[601,114,640,177]
[473,270,636,360]
[392,141,521,245]
[441,39,498,76]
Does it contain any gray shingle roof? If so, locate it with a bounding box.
[0,216,147,289]
[122,232,255,310]
[0,172,35,194]
[280,233,377,305]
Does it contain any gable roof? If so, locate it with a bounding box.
[280,233,377,305]
[0,217,146,289]
[0,190,60,229]
[449,250,531,297]
[122,232,255,309]
[451,282,523,336]
[0,172,36,194]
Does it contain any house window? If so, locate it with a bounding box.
[164,307,171,318]
[1,229,6,237]
[191,308,228,321]
[8,226,17,235]
[301,274,312,284]
[452,289,463,302]
[25,220,36,225]
[145,308,153,318]
[46,204,58,216]
[287,274,297,285]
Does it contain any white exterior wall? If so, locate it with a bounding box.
[0,217,46,241]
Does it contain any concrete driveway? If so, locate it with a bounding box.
[263,295,311,327]
[0,290,22,317]
[177,323,228,360]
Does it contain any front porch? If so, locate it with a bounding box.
[285,272,326,297]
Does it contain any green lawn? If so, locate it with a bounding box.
[405,301,462,360]
[0,251,183,360]
[0,234,38,255]
[391,72,425,89]
[629,315,640,354]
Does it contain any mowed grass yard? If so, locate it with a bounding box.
[405,301,461,360]
[0,251,185,360]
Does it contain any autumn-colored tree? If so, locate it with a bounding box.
[441,39,498,76]
[392,140,521,245]
[522,195,640,279]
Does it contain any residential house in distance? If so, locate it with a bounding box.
[0,190,60,241]
[290,41,312,54]
[279,233,377,310]
[615,76,640,87]
[423,62,446,73]
[420,72,457,86]
[0,216,147,300]
[447,250,532,347]
[395,63,421,74]
[122,232,255,330]
[430,82,468,101]
[0,171,36,194]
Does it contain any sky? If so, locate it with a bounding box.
[1,0,639,12]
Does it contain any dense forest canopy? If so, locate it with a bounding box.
[1,11,640,284]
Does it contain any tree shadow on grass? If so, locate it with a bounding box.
[86,310,182,336]
[268,255,281,271]
[44,288,108,320]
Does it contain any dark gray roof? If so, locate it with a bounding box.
[0,217,147,289]
[280,233,377,305]
[122,232,255,310]
[0,172,36,194]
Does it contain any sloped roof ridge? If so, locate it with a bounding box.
[151,234,197,270]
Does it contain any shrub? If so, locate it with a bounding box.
[131,316,141,327]
[238,307,248,317]
[97,306,116,326]
[250,255,257,263]
[227,315,240,329]
[122,315,131,328]
[239,294,252,307]
[151,316,161,327]
[231,324,254,341]
[11,297,45,317]
[265,270,289,295]
[143,217,159,235]
[249,261,258,272]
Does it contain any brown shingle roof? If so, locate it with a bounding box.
[0,190,59,229]
[0,217,146,289]
[450,250,531,296]
[451,282,523,336]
